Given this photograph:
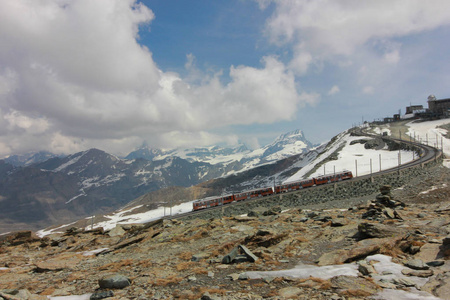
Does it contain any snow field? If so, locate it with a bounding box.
[285,132,415,183]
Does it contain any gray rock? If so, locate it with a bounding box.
[331,218,348,227]
[307,211,319,218]
[358,261,376,276]
[358,222,403,239]
[378,279,397,289]
[191,252,209,262]
[410,245,421,254]
[404,259,429,270]
[98,274,131,289]
[247,207,267,217]
[392,277,417,287]
[442,235,450,246]
[201,292,220,300]
[226,273,240,281]
[383,208,395,219]
[401,268,434,277]
[278,287,302,298]
[239,245,258,262]
[107,225,126,237]
[90,291,114,300]
[263,206,282,216]
[330,275,380,294]
[0,289,32,300]
[427,260,445,267]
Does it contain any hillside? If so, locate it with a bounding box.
[1,161,450,299]
[34,118,450,235]
[0,130,315,234]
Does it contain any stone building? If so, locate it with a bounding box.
[427,95,450,116]
[405,105,423,114]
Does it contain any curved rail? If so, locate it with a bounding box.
[164,126,442,220]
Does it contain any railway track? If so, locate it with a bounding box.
[164,127,442,221]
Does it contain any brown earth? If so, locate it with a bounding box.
[1,164,450,300]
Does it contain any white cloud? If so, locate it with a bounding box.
[384,49,400,64]
[260,0,450,90]
[2,0,449,158]
[289,50,312,75]
[264,0,450,57]
[5,110,50,134]
[159,131,240,149]
[0,0,311,157]
[328,85,340,96]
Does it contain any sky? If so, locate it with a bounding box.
[1,0,450,158]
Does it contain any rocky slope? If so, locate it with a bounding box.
[1,163,450,299]
[0,130,317,234]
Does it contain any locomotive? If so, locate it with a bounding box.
[192,170,353,211]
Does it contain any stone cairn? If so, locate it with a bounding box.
[362,185,405,221]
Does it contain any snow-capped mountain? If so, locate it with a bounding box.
[0,129,316,234]
[126,144,250,165]
[125,129,316,174]
[3,151,61,167]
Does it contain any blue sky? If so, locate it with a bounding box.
[1,0,450,157]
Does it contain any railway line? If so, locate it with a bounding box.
[165,127,442,220]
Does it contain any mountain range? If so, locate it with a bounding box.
[0,129,317,234]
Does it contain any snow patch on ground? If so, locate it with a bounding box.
[419,183,447,194]
[243,262,358,280]
[78,248,109,256]
[53,153,84,172]
[406,119,450,158]
[84,201,194,232]
[285,131,414,182]
[241,254,438,299]
[36,221,79,237]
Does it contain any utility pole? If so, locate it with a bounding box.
[379,154,382,172]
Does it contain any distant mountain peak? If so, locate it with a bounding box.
[3,151,61,167]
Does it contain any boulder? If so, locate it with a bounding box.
[107,225,126,237]
[90,290,114,300]
[98,274,131,289]
[318,238,381,266]
[358,222,403,239]
[401,269,434,277]
[278,287,302,298]
[330,275,380,294]
[404,259,429,270]
[0,231,41,246]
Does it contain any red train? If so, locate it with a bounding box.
[192,170,353,211]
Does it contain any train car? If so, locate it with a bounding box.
[193,171,353,211]
[313,171,353,185]
[221,194,236,205]
[234,187,274,201]
[275,179,314,193]
[192,194,235,211]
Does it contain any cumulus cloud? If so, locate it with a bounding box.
[263,0,450,56]
[0,0,310,157]
[259,0,450,87]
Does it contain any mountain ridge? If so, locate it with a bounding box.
[0,129,315,234]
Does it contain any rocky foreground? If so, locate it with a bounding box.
[1,165,450,300]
